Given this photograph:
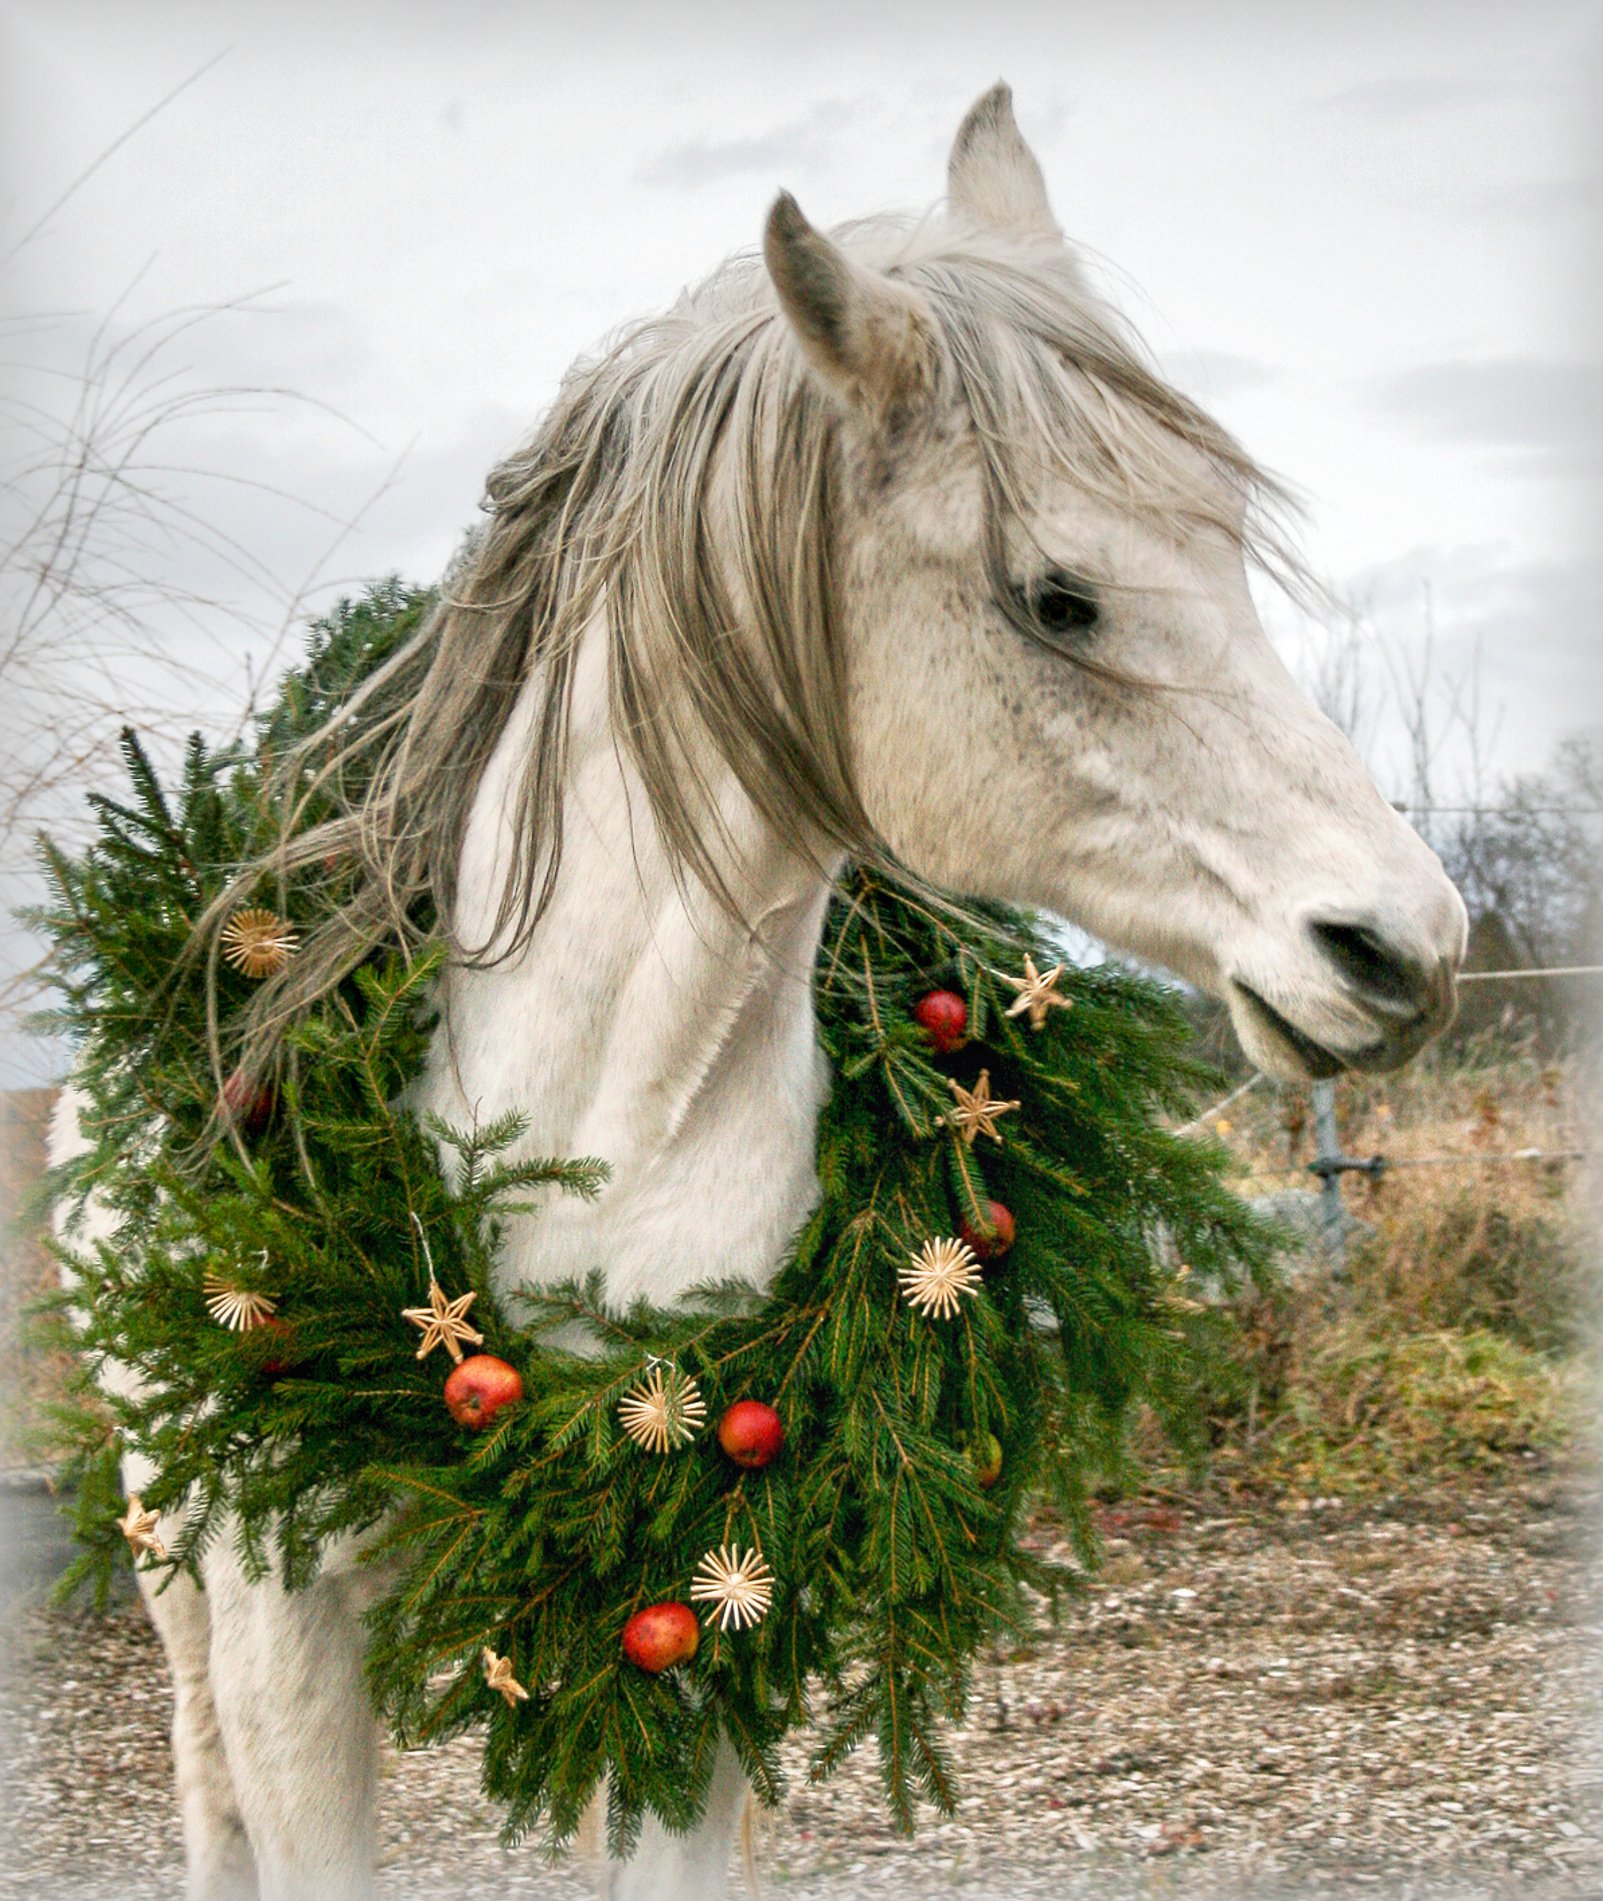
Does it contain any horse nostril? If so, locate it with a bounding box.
[1308,919,1433,1017]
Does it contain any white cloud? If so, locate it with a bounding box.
[639,99,860,189]
[1319,69,1556,119]
[1372,357,1600,461]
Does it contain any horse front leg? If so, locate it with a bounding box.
[605,1740,751,1901]
[202,1539,381,1901]
[129,1467,259,1901]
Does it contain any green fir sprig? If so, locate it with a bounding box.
[31,580,1268,1851]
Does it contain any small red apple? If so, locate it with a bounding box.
[247,1316,301,1378]
[717,1400,785,1471]
[443,1353,524,1430]
[959,1200,1016,1263]
[221,1067,275,1136]
[973,1432,1004,1490]
[622,1601,700,1674]
[913,989,969,1054]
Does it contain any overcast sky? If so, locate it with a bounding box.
[1,0,1599,1080]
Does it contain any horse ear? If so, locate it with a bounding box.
[947,82,1060,238]
[764,192,935,421]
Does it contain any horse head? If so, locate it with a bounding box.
[763,84,1466,1078]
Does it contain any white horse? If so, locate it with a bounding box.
[54,85,1465,1901]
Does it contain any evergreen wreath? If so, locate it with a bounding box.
[35,580,1266,1852]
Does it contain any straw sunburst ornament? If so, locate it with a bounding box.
[690,1544,774,1631]
[204,1267,277,1332]
[618,1362,707,1454]
[899,1236,984,1318]
[220,907,300,979]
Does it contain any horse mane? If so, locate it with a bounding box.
[217,213,1298,1067]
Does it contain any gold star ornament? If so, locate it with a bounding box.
[937,1069,1021,1147]
[617,1363,707,1454]
[1001,954,1072,1030]
[203,1270,277,1333]
[220,907,300,979]
[481,1647,530,1708]
[118,1495,167,1561]
[401,1279,484,1363]
[690,1544,774,1632]
[899,1236,984,1319]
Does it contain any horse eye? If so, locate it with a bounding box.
[1027,570,1100,639]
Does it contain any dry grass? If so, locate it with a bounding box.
[1179,1035,1598,1495]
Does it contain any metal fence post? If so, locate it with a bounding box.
[1306,1082,1388,1269]
[1311,1079,1346,1266]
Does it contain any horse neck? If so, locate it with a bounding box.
[411,612,839,1306]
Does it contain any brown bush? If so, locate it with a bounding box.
[1160,1045,1597,1495]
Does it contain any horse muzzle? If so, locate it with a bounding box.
[1229,908,1462,1080]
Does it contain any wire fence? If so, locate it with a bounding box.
[1181,963,1597,1246]
[1457,964,1603,983]
[1392,804,1603,817]
[1238,1147,1590,1188]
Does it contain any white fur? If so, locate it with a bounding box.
[54,85,1466,1900]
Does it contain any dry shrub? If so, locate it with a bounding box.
[1211,1302,1586,1494]
[1164,1046,1598,1496]
[1350,1165,1590,1355]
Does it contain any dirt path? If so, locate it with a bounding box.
[2,1471,1597,1900]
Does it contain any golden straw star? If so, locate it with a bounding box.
[1000,954,1072,1030]
[690,1545,774,1632]
[117,1495,167,1561]
[401,1279,484,1363]
[899,1236,984,1319]
[481,1647,530,1708]
[936,1069,1021,1147]
[617,1363,707,1454]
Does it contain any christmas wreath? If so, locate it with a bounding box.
[36,580,1266,1851]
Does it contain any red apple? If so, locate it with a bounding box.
[717,1399,785,1471]
[913,989,968,1054]
[247,1317,301,1378]
[959,1200,1016,1263]
[443,1353,524,1430]
[622,1601,700,1674]
[221,1067,275,1136]
[973,1432,1004,1490]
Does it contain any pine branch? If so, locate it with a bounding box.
[30,578,1272,1853]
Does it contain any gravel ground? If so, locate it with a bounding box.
[2,1470,1598,1901]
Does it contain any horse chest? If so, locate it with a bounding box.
[413,913,833,1309]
